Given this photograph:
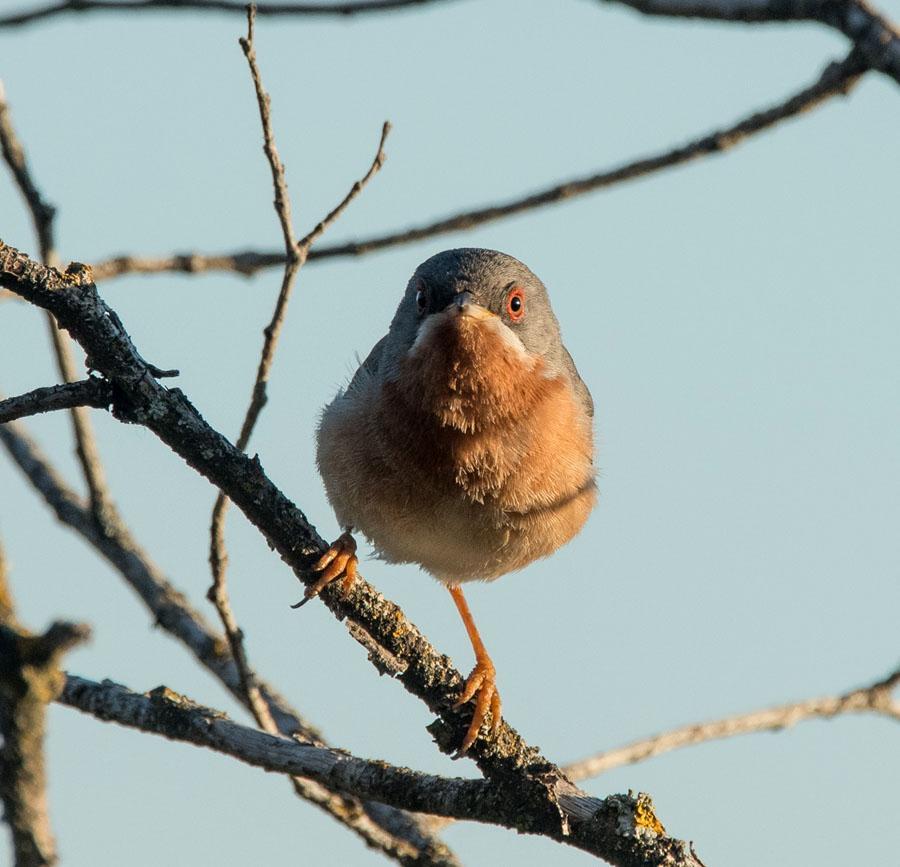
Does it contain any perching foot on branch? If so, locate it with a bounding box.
[294,530,358,607]
[448,585,502,755]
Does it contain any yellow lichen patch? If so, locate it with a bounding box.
[62,261,94,286]
[634,792,666,835]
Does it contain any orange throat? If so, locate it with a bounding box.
[398,309,546,433]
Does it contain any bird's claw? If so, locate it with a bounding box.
[453,657,502,755]
[292,531,358,609]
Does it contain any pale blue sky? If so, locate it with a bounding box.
[2,2,899,865]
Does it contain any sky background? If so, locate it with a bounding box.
[1,1,899,865]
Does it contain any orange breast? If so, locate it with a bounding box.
[365,311,596,580]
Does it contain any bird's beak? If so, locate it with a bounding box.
[452,290,494,320]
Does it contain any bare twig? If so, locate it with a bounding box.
[42,322,116,528]
[601,0,900,86]
[90,47,868,283]
[207,3,297,736]
[296,120,390,252]
[0,420,456,866]
[207,6,390,737]
[0,82,55,261]
[0,81,115,530]
[0,0,456,28]
[563,665,900,780]
[0,243,706,867]
[0,380,113,425]
[0,571,91,867]
[240,6,297,256]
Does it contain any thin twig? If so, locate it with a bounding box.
[0,82,55,260]
[0,0,456,28]
[563,666,900,780]
[0,420,456,866]
[297,120,390,252]
[0,80,115,531]
[0,380,113,425]
[207,6,292,735]
[42,321,116,528]
[240,5,297,257]
[208,5,390,737]
[90,48,868,283]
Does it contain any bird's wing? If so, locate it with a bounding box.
[561,345,594,419]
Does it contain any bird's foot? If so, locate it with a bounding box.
[453,656,502,755]
[292,531,358,608]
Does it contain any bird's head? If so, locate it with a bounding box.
[382,249,571,431]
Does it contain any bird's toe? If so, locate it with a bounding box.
[454,657,501,755]
[298,531,359,605]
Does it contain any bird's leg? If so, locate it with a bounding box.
[449,585,502,754]
[292,530,358,608]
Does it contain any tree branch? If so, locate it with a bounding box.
[60,675,497,820]
[0,380,113,425]
[58,675,693,861]
[0,0,456,28]
[0,242,705,866]
[88,47,868,283]
[0,420,457,866]
[563,664,900,780]
[0,80,116,531]
[600,0,900,85]
[0,557,90,867]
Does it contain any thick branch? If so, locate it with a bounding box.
[90,48,867,282]
[59,675,689,862]
[0,421,455,866]
[601,0,900,85]
[0,243,704,866]
[0,0,456,28]
[0,611,90,867]
[564,665,900,780]
[60,676,497,820]
[0,380,113,425]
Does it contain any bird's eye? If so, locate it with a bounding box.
[415,288,427,314]
[506,287,525,321]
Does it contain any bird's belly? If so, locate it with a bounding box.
[317,355,595,584]
[362,480,596,584]
[364,495,512,582]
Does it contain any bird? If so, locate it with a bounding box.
[306,248,596,754]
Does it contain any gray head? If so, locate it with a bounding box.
[384,248,567,369]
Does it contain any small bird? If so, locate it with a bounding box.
[308,248,596,754]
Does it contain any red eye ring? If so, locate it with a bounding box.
[506,287,525,321]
